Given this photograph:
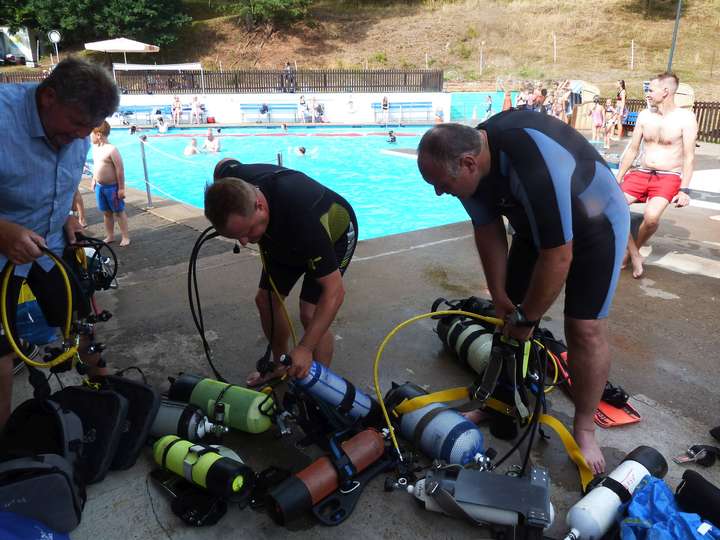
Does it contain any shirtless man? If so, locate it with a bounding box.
[616,72,697,278]
[201,128,220,153]
[91,121,130,246]
[184,138,200,156]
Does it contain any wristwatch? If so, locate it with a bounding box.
[679,187,691,195]
[507,305,539,328]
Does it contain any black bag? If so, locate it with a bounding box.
[676,469,720,527]
[105,374,160,470]
[0,453,85,533]
[0,398,83,467]
[52,385,129,484]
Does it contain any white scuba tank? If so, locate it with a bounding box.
[565,446,668,540]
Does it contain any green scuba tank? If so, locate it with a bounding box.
[153,435,255,500]
[168,374,274,434]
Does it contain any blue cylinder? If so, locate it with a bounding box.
[399,402,484,465]
[292,361,381,423]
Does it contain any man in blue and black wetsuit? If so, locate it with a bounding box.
[206,159,357,385]
[417,112,630,474]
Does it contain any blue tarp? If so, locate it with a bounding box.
[0,512,70,540]
[621,476,720,540]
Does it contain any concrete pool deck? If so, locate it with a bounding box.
[9,135,720,539]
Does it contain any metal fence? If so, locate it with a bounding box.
[0,68,443,93]
[0,72,45,84]
[626,98,720,144]
[113,69,444,94]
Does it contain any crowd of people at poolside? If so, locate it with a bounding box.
[511,79,627,136]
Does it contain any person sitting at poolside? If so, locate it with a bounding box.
[184,138,200,156]
[387,130,397,144]
[202,128,220,153]
[206,158,358,385]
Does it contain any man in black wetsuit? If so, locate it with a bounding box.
[206,159,357,383]
[416,113,630,474]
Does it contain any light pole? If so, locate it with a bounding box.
[479,41,485,76]
[667,0,682,71]
[47,30,61,67]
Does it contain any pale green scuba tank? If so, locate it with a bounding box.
[168,374,274,434]
[437,317,494,375]
[153,435,255,500]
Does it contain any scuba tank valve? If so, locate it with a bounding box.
[150,400,227,442]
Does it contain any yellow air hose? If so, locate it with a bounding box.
[0,249,78,368]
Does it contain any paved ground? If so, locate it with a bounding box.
[10,138,720,539]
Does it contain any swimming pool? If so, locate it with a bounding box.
[106,126,469,240]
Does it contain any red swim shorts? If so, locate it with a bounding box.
[621,169,682,203]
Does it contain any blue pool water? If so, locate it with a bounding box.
[106,126,469,240]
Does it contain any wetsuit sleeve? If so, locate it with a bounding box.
[499,128,574,249]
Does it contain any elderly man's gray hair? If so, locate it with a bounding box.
[417,123,484,177]
[39,56,119,123]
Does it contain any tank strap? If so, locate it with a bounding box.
[395,387,469,415]
[595,476,631,503]
[182,444,215,483]
[161,437,183,469]
[538,414,593,491]
[338,378,356,415]
[413,406,450,450]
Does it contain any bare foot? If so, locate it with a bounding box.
[461,408,490,424]
[246,366,286,387]
[119,238,131,247]
[574,427,605,475]
[631,257,644,279]
[621,251,629,270]
[103,237,115,244]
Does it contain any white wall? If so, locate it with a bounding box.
[118,92,451,125]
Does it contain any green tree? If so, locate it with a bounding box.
[225,0,313,29]
[0,0,191,46]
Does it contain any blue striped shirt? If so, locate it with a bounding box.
[0,83,90,275]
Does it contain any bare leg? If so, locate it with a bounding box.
[116,212,130,246]
[0,352,13,430]
[626,234,644,278]
[248,288,291,385]
[73,190,87,227]
[103,211,115,243]
[635,196,670,249]
[621,192,638,269]
[299,300,334,367]
[565,317,610,475]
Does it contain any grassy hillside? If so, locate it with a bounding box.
[14,0,720,98]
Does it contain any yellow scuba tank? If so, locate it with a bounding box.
[153,435,255,500]
[168,374,274,434]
